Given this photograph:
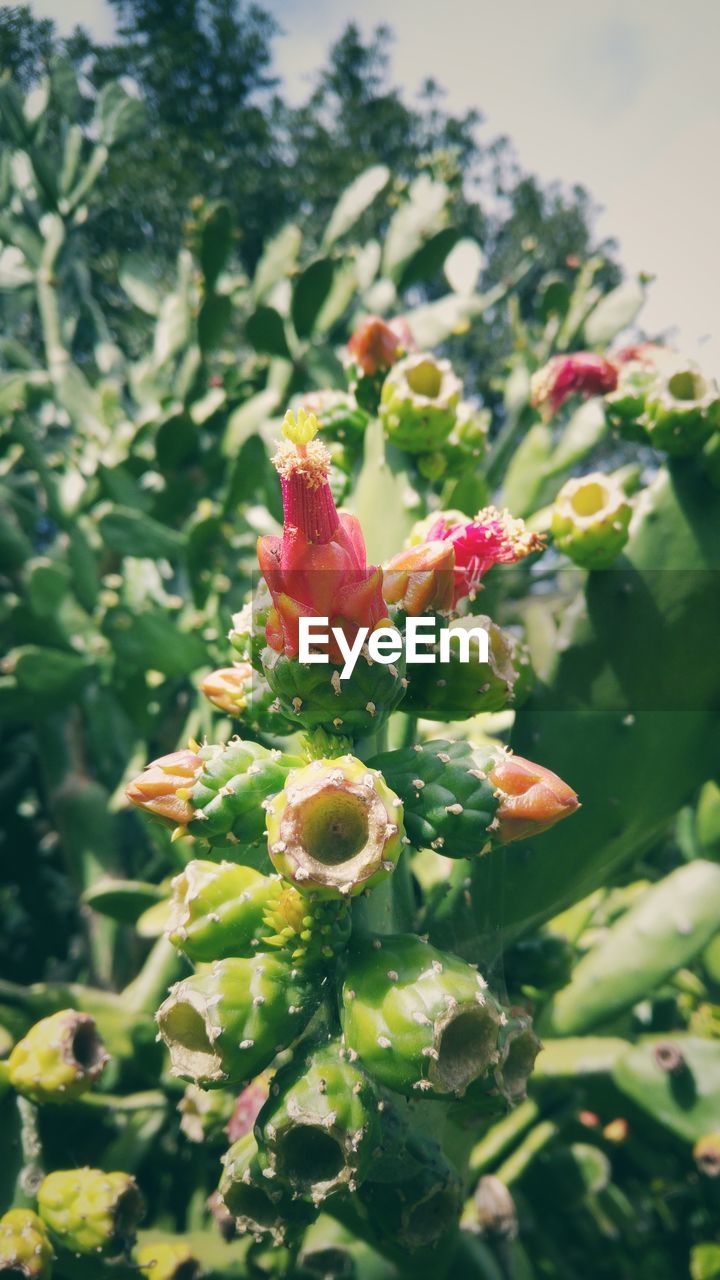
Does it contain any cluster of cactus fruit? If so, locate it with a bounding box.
[2,63,720,1278]
[117,406,580,1260]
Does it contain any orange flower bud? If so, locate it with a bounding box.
[125,749,202,826]
[383,540,455,615]
[200,664,252,716]
[347,315,414,375]
[487,754,579,844]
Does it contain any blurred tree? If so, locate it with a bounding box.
[0,4,619,378]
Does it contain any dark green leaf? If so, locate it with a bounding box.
[291,258,335,339]
[246,305,292,358]
[99,506,187,560]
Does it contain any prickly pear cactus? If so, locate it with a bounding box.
[2,73,719,1275]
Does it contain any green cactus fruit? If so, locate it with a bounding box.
[369,738,504,858]
[607,358,720,455]
[7,1009,109,1104]
[341,934,502,1097]
[400,616,518,721]
[37,1168,144,1255]
[166,861,280,962]
[551,472,632,569]
[379,353,462,452]
[188,739,301,849]
[260,645,408,737]
[358,1134,462,1251]
[156,954,319,1087]
[265,755,404,898]
[604,363,658,437]
[218,1133,315,1245]
[644,365,720,455]
[255,1038,381,1204]
[135,1239,202,1280]
[0,1209,53,1279]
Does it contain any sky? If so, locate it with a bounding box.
[31,0,720,369]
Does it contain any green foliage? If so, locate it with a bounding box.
[0,23,718,1280]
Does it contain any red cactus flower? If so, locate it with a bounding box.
[347,314,415,376]
[530,352,618,417]
[424,507,545,606]
[257,410,386,663]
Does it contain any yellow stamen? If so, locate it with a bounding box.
[282,407,320,447]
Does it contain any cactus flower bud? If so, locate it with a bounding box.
[487,753,579,845]
[257,410,386,662]
[156,954,319,1087]
[347,315,412,376]
[465,1176,518,1241]
[200,664,253,716]
[424,507,545,606]
[0,1209,52,1279]
[8,1010,108,1104]
[126,750,202,827]
[341,934,503,1098]
[255,1038,381,1203]
[530,352,618,417]
[358,1136,462,1251]
[135,1240,202,1280]
[379,352,462,452]
[265,755,404,898]
[218,1133,315,1245]
[551,472,632,569]
[37,1168,144,1255]
[383,541,455,616]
